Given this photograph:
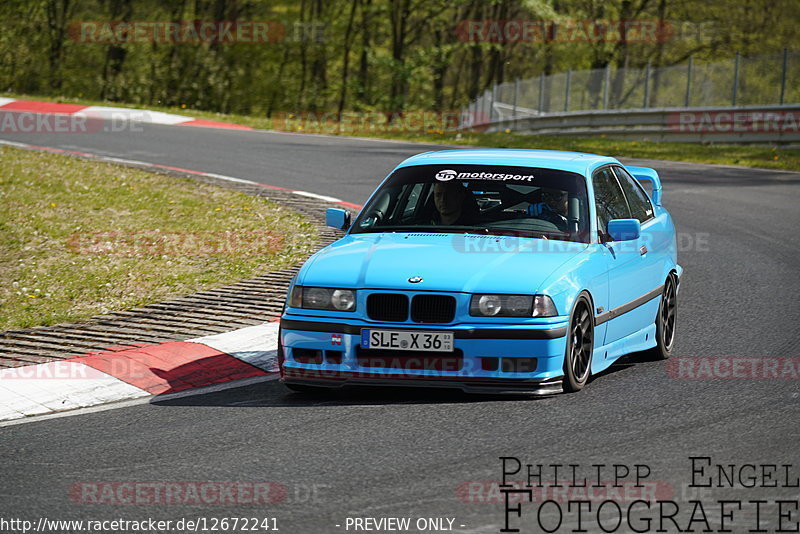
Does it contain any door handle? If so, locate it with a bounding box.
[640,245,648,256]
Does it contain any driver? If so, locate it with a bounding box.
[432,181,475,225]
[528,188,568,230]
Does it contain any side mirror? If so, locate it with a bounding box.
[607,218,641,241]
[326,208,351,230]
[626,166,662,206]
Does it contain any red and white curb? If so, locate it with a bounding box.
[0,97,252,130]
[0,322,280,422]
[0,107,365,423]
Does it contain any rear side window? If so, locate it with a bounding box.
[592,167,630,235]
[613,166,654,223]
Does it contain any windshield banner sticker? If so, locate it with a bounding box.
[435,169,536,182]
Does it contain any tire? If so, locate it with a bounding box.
[563,295,594,393]
[649,273,678,360]
[277,326,285,377]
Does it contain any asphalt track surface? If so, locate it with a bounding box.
[1,116,799,533]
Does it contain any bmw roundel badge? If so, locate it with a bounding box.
[408,276,423,284]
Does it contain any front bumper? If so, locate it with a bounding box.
[280,316,569,395]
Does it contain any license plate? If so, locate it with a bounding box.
[361,329,454,352]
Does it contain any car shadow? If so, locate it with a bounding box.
[145,348,663,408]
[590,349,665,384]
[148,378,559,408]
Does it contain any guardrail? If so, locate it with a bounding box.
[462,105,800,144]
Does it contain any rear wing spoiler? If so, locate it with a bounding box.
[625,166,662,206]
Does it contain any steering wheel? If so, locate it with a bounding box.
[359,209,385,229]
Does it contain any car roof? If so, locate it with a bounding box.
[396,149,619,175]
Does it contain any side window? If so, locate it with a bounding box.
[393,182,427,222]
[592,167,630,235]
[613,166,654,223]
[403,183,425,215]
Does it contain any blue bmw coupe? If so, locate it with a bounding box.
[279,149,681,394]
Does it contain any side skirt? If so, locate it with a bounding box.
[591,323,658,375]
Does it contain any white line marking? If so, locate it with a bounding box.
[0,396,152,428]
[0,139,33,149]
[99,156,156,166]
[292,190,342,203]
[0,140,366,212]
[0,97,16,107]
[202,172,259,184]
[0,140,271,189]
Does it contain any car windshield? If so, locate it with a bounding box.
[351,164,590,243]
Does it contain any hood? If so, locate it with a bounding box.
[298,232,588,294]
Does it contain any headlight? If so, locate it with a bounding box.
[331,289,356,311]
[476,294,502,316]
[288,286,356,312]
[469,294,557,317]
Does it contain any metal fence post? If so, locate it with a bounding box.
[685,56,693,107]
[470,100,475,124]
[488,87,495,123]
[538,74,545,113]
[780,48,788,105]
[564,69,572,112]
[732,52,740,106]
[602,65,610,110]
[489,82,497,122]
[643,62,651,109]
[513,78,519,118]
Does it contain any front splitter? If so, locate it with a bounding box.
[282,369,564,395]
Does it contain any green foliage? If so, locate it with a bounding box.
[0,0,797,115]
